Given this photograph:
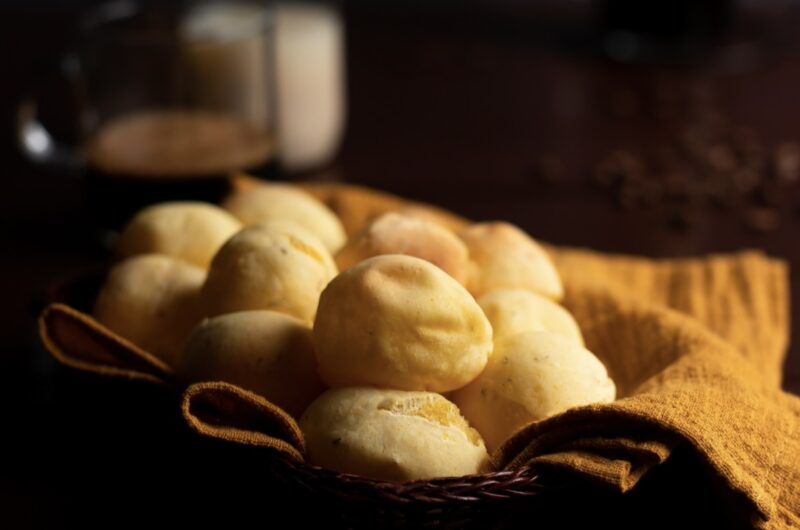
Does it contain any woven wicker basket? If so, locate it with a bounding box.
[41,264,570,529]
[267,458,547,528]
[39,181,602,528]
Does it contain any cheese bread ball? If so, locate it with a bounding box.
[459,222,563,300]
[451,331,616,452]
[393,205,469,233]
[300,387,489,481]
[117,202,242,268]
[202,222,338,322]
[177,310,325,418]
[313,255,492,392]
[222,183,347,252]
[478,289,584,345]
[93,254,206,366]
[335,212,469,284]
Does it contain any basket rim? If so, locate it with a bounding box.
[266,450,548,505]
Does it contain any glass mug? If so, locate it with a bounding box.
[18,0,280,229]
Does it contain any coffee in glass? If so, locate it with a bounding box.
[19,0,279,229]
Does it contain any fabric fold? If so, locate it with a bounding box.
[493,249,799,530]
[40,302,173,386]
[181,381,306,462]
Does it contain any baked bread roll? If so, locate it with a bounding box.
[451,331,615,452]
[177,310,325,418]
[300,387,489,481]
[117,202,242,268]
[202,222,338,322]
[459,222,563,300]
[392,205,468,233]
[313,255,492,392]
[334,212,469,283]
[93,254,206,366]
[478,289,584,345]
[222,182,347,252]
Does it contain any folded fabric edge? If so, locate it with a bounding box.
[39,303,174,386]
[181,381,306,463]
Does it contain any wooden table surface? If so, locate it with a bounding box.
[0,2,797,528]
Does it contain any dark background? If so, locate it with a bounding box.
[1,1,799,527]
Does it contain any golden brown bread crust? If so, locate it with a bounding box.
[300,387,489,481]
[334,212,469,284]
[313,255,492,393]
[459,222,563,300]
[177,310,326,418]
[93,254,206,367]
[451,331,615,453]
[478,289,584,345]
[222,182,347,252]
[201,222,338,322]
[117,202,242,268]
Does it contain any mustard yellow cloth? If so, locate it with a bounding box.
[495,249,797,529]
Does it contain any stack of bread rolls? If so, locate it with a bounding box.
[93,181,616,481]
